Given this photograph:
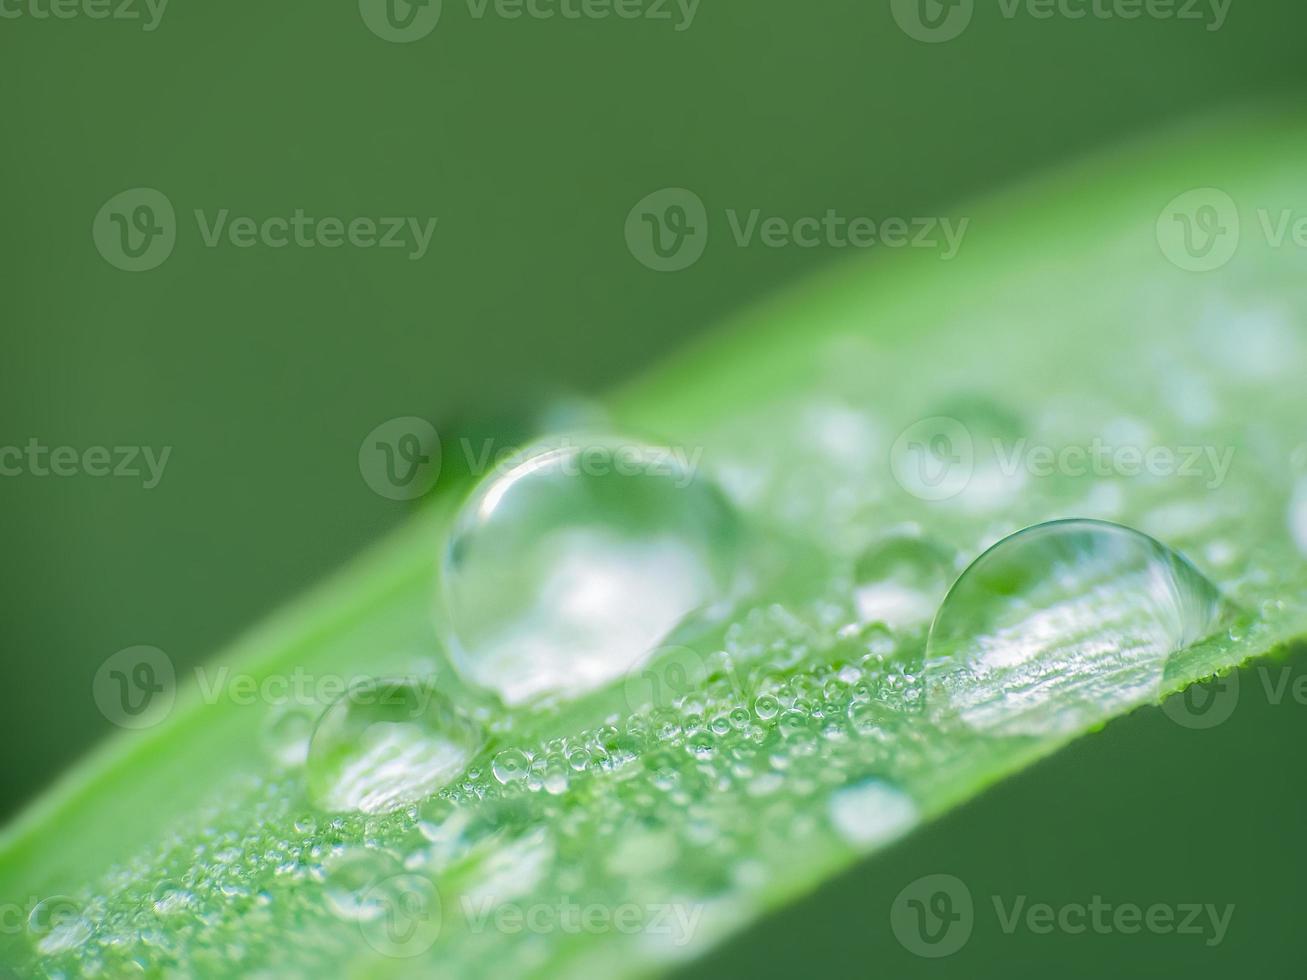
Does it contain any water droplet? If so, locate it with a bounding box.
[150,881,194,918]
[895,397,1026,508]
[925,519,1227,735]
[855,530,954,630]
[307,678,485,814]
[605,825,678,876]
[686,731,717,760]
[1290,476,1307,558]
[827,779,918,849]
[27,896,92,955]
[260,702,318,767]
[439,437,742,705]
[491,748,530,785]
[847,700,891,738]
[323,848,401,922]
[753,693,780,720]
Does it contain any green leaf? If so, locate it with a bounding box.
[3,105,1306,978]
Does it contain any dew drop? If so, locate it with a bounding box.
[1290,476,1307,558]
[854,530,954,630]
[306,678,485,814]
[491,748,530,785]
[439,436,742,705]
[323,848,401,922]
[753,693,780,720]
[150,880,195,918]
[827,779,918,849]
[27,896,92,956]
[895,396,1026,508]
[260,702,318,767]
[925,519,1227,735]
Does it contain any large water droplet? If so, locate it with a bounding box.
[439,436,742,705]
[307,678,485,814]
[925,519,1226,736]
[854,530,954,630]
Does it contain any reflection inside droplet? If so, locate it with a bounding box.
[439,436,742,705]
[925,519,1227,736]
[307,678,484,814]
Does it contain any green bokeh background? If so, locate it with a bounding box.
[1,0,1304,834]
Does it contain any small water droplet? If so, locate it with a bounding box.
[439,437,742,705]
[307,678,485,814]
[1290,476,1307,558]
[27,896,92,955]
[854,530,954,630]
[150,881,194,918]
[686,731,717,760]
[605,825,678,876]
[260,702,318,767]
[925,519,1227,735]
[491,748,530,785]
[323,849,401,922]
[827,779,918,849]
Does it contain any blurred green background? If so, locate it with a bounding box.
[3,0,1307,822]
